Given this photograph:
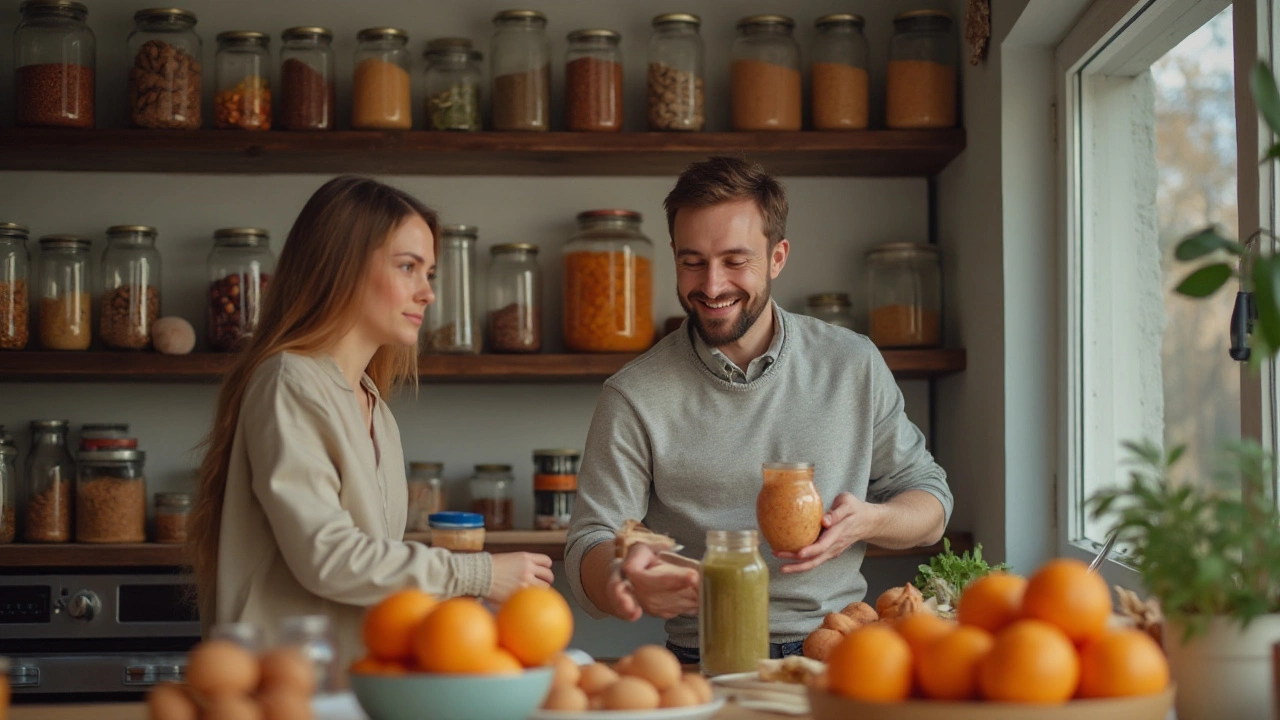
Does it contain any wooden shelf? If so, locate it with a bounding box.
[0,128,966,177]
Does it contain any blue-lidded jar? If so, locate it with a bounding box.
[428,511,485,553]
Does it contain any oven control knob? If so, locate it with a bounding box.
[67,590,101,621]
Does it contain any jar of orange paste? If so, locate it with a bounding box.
[756,461,823,554]
[562,210,654,352]
[885,10,957,129]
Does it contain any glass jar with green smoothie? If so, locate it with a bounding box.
[699,529,769,676]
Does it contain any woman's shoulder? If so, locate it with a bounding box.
[245,352,346,404]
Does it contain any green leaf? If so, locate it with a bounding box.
[1253,257,1280,350]
[1265,143,1280,163]
[1176,263,1234,298]
[1253,62,1280,138]
[1175,227,1243,260]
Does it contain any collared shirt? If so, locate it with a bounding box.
[690,301,786,383]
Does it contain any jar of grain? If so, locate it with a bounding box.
[565,29,623,132]
[207,228,274,352]
[0,444,17,544]
[865,242,942,348]
[154,492,191,544]
[76,449,146,544]
[424,225,480,354]
[491,10,551,131]
[36,235,91,351]
[563,210,654,353]
[532,449,579,530]
[469,465,514,531]
[486,243,541,353]
[0,224,31,351]
[15,0,95,128]
[804,292,857,331]
[428,512,486,552]
[424,38,482,132]
[406,461,445,532]
[127,8,203,130]
[353,27,412,130]
[279,27,335,131]
[731,15,801,131]
[215,31,272,130]
[100,226,161,351]
[647,13,704,132]
[24,420,74,543]
[811,14,869,130]
[886,10,958,129]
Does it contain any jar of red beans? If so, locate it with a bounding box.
[15,0,96,128]
[207,228,274,352]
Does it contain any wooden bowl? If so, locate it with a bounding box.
[807,685,1175,720]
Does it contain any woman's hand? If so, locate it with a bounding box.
[486,552,555,603]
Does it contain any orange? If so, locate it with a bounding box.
[412,597,500,674]
[917,625,994,700]
[349,657,406,676]
[1021,559,1112,644]
[497,587,575,667]
[957,573,1027,634]
[826,625,913,703]
[894,612,956,658]
[476,648,524,676]
[979,619,1080,703]
[362,589,438,662]
[1078,628,1169,698]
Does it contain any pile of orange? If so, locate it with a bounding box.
[350,586,574,675]
[827,558,1169,704]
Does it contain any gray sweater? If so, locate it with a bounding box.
[565,307,953,647]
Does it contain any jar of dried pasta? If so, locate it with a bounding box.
[865,242,942,348]
[75,449,146,543]
[885,10,957,129]
[562,210,654,353]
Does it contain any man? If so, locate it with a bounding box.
[565,156,952,663]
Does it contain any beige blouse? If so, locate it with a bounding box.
[211,352,491,668]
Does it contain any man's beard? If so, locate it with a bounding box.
[679,278,771,347]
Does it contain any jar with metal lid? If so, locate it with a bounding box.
[429,512,486,552]
[0,426,15,452]
[812,14,869,130]
[804,293,857,331]
[487,243,541,353]
[37,235,91,351]
[100,225,161,351]
[565,29,623,132]
[207,228,274,352]
[24,420,74,543]
[647,13,704,131]
[1,444,17,544]
[154,491,191,544]
[79,423,131,452]
[424,38,482,132]
[424,225,480,354]
[128,8,202,129]
[865,242,942,347]
[700,529,769,676]
[353,27,412,130]
[886,10,957,129]
[731,15,801,131]
[75,449,146,543]
[215,31,272,130]
[278,614,337,694]
[0,224,31,350]
[469,464,514,531]
[563,210,654,352]
[533,449,579,530]
[15,0,95,128]
[406,461,446,532]
[491,10,550,131]
[280,27,335,131]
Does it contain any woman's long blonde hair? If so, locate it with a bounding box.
[188,176,439,621]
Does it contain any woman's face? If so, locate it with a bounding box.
[360,214,437,348]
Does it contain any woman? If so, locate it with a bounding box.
[189,176,554,667]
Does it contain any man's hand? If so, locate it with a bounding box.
[606,543,700,620]
[776,492,884,574]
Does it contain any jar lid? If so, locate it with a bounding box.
[577,209,642,222]
[652,13,700,28]
[533,449,580,457]
[424,38,483,61]
[81,437,139,451]
[30,420,69,430]
[895,9,953,22]
[429,511,485,529]
[441,224,478,237]
[816,13,865,28]
[807,292,851,306]
[763,461,814,470]
[134,8,198,24]
[107,225,158,240]
[736,15,795,30]
[214,228,270,247]
[282,26,333,41]
[357,27,409,42]
[77,449,145,462]
[155,491,193,505]
[865,241,941,257]
[567,29,621,44]
[20,0,87,15]
[474,464,512,473]
[493,9,547,24]
[81,423,130,435]
[38,235,91,250]
[408,461,443,472]
[0,223,30,239]
[490,243,539,255]
[217,31,270,46]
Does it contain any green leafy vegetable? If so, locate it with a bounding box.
[913,538,1010,608]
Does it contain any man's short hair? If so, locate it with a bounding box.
[663,156,788,248]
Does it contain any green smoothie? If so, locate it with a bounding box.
[699,532,770,676]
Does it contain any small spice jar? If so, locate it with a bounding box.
[886,10,958,129]
[563,210,655,353]
[865,242,942,347]
[469,464,514,531]
[487,243,541,353]
[100,225,162,351]
[424,38,483,132]
[127,8,202,129]
[811,14,869,130]
[565,29,623,132]
[424,225,480,354]
[207,228,274,352]
[428,512,486,552]
[804,293,857,331]
[731,15,802,131]
[215,31,272,130]
[406,461,446,533]
[353,27,412,130]
[24,420,74,543]
[532,449,579,530]
[37,235,92,351]
[76,448,146,543]
[647,13,704,131]
[0,444,17,544]
[0,223,31,351]
[154,492,191,544]
[15,0,95,128]
[490,10,551,131]
[279,27,336,131]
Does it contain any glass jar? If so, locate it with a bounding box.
[278,615,336,694]
[731,15,801,131]
[424,38,482,132]
[469,464,514,531]
[804,292,856,331]
[37,235,91,351]
[812,14,869,130]
[563,210,654,353]
[699,530,769,676]
[280,27,335,131]
[215,31,272,130]
[353,27,412,130]
[24,420,74,543]
[487,243,541,353]
[211,622,263,651]
[424,225,480,354]
[0,223,31,351]
[491,10,551,131]
[406,461,445,532]
[79,423,132,452]
[0,427,15,452]
[647,13,704,132]
[886,10,958,129]
[75,449,146,543]
[565,29,623,132]
[154,491,191,544]
[533,449,579,530]
[14,0,95,128]
[100,225,161,351]
[756,462,823,553]
[429,512,486,553]
[1,445,17,544]
[128,8,202,129]
[207,228,274,352]
[866,242,942,347]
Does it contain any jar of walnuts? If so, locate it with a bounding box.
[127,8,202,129]
[207,228,274,351]
[100,225,161,351]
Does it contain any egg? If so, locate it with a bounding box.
[187,640,260,697]
[660,682,700,708]
[683,673,714,704]
[258,648,317,696]
[602,677,661,711]
[613,654,634,676]
[577,662,619,695]
[147,683,198,720]
[259,690,313,720]
[204,695,263,720]
[626,645,682,691]
[588,694,606,711]
[551,654,581,688]
[541,685,589,711]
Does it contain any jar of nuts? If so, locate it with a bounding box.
[812,14,870,130]
[647,14,704,131]
[563,210,655,353]
[424,38,482,132]
[100,226,161,351]
[424,225,481,354]
[154,491,191,544]
[37,235,92,351]
[1,444,17,544]
[15,0,96,129]
[486,243,541,353]
[75,449,146,544]
[127,8,202,130]
[216,31,272,130]
[0,224,31,351]
[565,29,623,132]
[24,420,74,543]
[207,228,274,352]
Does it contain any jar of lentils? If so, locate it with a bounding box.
[563,210,654,353]
[490,10,551,131]
[15,0,95,128]
[811,14,870,130]
[207,228,274,351]
[565,29,623,132]
[352,28,412,129]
